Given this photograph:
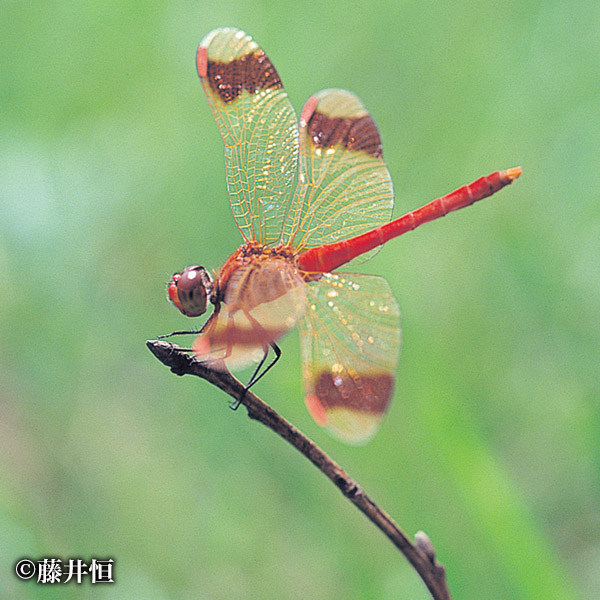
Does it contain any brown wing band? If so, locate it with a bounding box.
[307,111,383,158]
[313,372,393,415]
[204,50,283,104]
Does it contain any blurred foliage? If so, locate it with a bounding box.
[1,1,599,598]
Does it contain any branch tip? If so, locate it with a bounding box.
[415,530,437,562]
[147,339,452,600]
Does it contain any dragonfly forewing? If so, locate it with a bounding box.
[286,89,394,264]
[198,28,299,245]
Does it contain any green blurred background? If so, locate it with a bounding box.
[1,1,598,598]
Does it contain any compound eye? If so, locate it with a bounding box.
[168,265,212,317]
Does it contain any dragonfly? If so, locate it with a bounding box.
[167,27,521,444]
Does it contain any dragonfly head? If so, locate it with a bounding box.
[168,265,214,317]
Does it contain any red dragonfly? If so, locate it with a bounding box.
[167,28,521,444]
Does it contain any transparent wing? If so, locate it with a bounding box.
[298,272,401,444]
[197,28,298,245]
[285,89,394,262]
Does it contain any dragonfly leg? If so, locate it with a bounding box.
[249,341,282,387]
[164,342,195,375]
[158,329,202,340]
[229,342,282,411]
[159,305,220,340]
[158,340,194,358]
[158,319,211,356]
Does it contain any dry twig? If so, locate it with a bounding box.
[147,339,452,600]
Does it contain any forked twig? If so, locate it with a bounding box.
[147,340,452,600]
